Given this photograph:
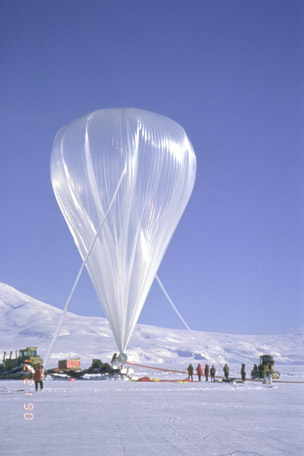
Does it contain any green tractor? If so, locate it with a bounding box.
[251,354,280,380]
[0,347,43,379]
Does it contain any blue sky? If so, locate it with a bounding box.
[1,0,303,334]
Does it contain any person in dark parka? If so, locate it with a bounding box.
[210,365,216,381]
[204,364,210,381]
[187,364,194,381]
[241,363,246,381]
[223,363,229,381]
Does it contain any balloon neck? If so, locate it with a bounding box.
[112,353,128,366]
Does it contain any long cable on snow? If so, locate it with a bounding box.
[156,274,212,361]
[44,167,127,372]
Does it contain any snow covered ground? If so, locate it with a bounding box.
[1,378,303,456]
[0,283,303,455]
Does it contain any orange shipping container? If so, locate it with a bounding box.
[58,359,81,370]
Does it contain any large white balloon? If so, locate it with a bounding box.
[51,108,196,354]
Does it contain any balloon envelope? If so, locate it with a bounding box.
[51,108,196,353]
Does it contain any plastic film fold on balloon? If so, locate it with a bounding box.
[51,108,196,354]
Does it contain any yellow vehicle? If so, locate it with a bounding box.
[251,354,280,380]
[0,347,43,379]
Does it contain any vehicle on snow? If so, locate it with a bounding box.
[0,347,43,379]
[251,354,280,379]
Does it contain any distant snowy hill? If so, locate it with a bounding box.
[0,282,303,373]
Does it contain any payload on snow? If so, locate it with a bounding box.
[46,357,132,380]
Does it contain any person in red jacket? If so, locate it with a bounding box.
[204,363,210,382]
[33,365,44,392]
[196,364,203,381]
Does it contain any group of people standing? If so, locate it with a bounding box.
[187,363,247,382]
[187,363,217,382]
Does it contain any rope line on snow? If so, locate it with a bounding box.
[127,361,188,375]
[127,361,228,380]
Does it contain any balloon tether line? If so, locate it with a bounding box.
[44,167,127,372]
[156,275,210,360]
